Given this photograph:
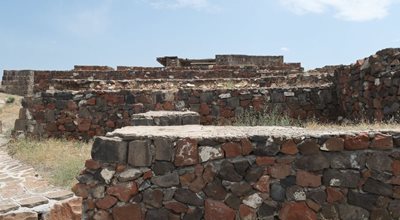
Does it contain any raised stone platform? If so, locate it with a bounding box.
[75,126,400,219]
[131,111,200,126]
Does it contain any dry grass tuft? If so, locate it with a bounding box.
[7,138,91,188]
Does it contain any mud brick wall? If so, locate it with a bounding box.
[16,86,339,139]
[1,70,34,96]
[72,126,400,220]
[336,48,400,122]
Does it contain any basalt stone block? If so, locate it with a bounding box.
[128,140,152,167]
[295,154,329,171]
[253,140,280,156]
[363,178,393,197]
[388,200,400,218]
[297,139,320,155]
[154,137,173,161]
[225,194,241,210]
[152,161,175,175]
[230,182,254,197]
[205,199,235,220]
[174,189,204,206]
[366,152,393,172]
[92,137,128,163]
[270,183,285,202]
[175,138,199,167]
[337,204,369,220]
[325,152,367,169]
[183,207,203,220]
[143,189,164,208]
[371,133,393,150]
[321,137,344,152]
[348,190,378,210]
[145,208,169,220]
[219,161,242,182]
[204,179,227,200]
[323,169,360,188]
[319,205,339,220]
[151,172,180,188]
[245,166,264,183]
[257,202,276,218]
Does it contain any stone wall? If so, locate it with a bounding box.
[336,48,400,122]
[1,70,34,96]
[16,86,339,139]
[73,126,400,220]
[215,55,284,67]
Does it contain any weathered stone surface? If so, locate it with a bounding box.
[164,201,188,214]
[92,137,127,163]
[388,200,400,218]
[239,204,257,220]
[295,154,329,171]
[269,163,291,179]
[326,187,344,203]
[93,210,112,220]
[112,204,144,220]
[183,207,203,220]
[100,168,115,184]
[296,170,321,187]
[17,196,48,208]
[337,204,369,220]
[222,142,241,158]
[128,140,152,167]
[323,169,360,188]
[270,183,285,202]
[204,199,235,220]
[255,156,275,166]
[85,159,101,170]
[281,139,299,155]
[371,133,393,150]
[297,139,320,155]
[145,208,169,220]
[244,166,264,183]
[225,194,241,210]
[0,212,38,220]
[0,200,19,213]
[257,202,276,218]
[95,195,118,209]
[233,160,250,176]
[286,185,306,201]
[143,189,164,208]
[174,189,204,206]
[175,138,199,167]
[118,168,142,182]
[393,160,400,176]
[151,172,180,188]
[203,179,227,200]
[319,205,340,220]
[243,193,263,209]
[45,197,82,220]
[254,175,270,193]
[344,133,370,150]
[279,202,317,220]
[253,139,280,156]
[326,152,366,169]
[198,146,224,163]
[363,178,393,197]
[348,190,378,211]
[152,161,175,175]
[321,137,344,151]
[366,152,393,172]
[219,161,242,182]
[154,137,173,161]
[370,208,392,220]
[231,182,254,197]
[106,183,138,202]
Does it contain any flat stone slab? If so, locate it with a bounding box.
[0,200,19,213]
[132,111,200,126]
[107,125,400,140]
[17,196,49,208]
[44,190,74,201]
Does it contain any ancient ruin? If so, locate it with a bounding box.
[1,49,400,219]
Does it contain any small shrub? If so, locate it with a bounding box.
[6,97,15,104]
[234,106,302,127]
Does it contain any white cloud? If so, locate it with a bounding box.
[280,0,396,22]
[280,47,290,52]
[146,0,219,11]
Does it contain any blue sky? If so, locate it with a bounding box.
[1,0,400,75]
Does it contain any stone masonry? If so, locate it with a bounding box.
[74,125,400,220]
[0,137,82,220]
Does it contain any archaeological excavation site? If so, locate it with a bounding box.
[1,49,400,220]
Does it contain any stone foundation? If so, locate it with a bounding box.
[73,125,400,220]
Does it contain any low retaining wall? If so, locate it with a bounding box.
[16,86,339,139]
[1,70,34,96]
[131,111,200,126]
[73,126,400,219]
[336,48,400,122]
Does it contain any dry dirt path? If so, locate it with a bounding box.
[0,93,81,219]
